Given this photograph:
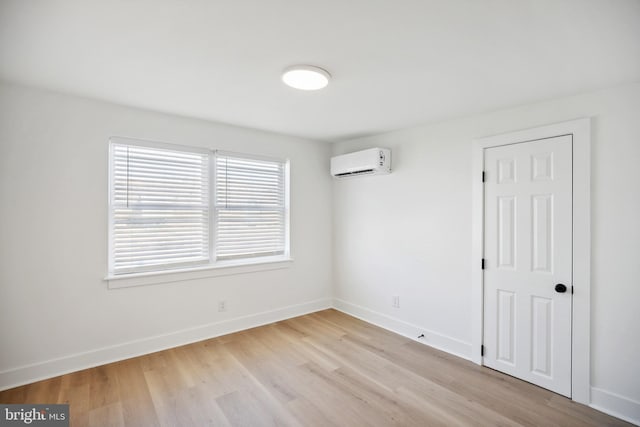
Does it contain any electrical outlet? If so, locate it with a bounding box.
[392,295,400,308]
[218,300,227,312]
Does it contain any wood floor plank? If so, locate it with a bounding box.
[223,338,301,404]
[24,376,62,404]
[222,344,304,427]
[58,375,90,427]
[291,361,395,427]
[113,359,160,427]
[1,383,26,403]
[285,397,338,427]
[217,387,294,427]
[0,309,633,426]
[88,402,125,427]
[270,323,341,371]
[88,364,120,410]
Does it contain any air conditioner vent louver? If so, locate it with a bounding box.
[330,148,391,179]
[334,169,374,177]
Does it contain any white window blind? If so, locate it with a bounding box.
[215,153,287,261]
[109,142,210,274]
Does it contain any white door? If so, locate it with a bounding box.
[483,135,572,396]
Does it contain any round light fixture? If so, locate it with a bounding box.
[282,65,331,91]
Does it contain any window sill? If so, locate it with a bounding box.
[105,256,293,289]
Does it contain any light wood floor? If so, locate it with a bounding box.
[0,309,630,426]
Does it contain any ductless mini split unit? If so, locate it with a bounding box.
[330,148,391,178]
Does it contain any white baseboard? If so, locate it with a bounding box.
[0,298,332,392]
[332,298,472,360]
[590,387,640,426]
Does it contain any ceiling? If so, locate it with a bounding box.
[1,0,639,142]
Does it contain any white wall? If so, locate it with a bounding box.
[332,83,640,423]
[0,82,333,389]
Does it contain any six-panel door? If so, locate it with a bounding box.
[483,135,572,397]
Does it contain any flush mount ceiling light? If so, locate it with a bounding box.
[282,65,331,91]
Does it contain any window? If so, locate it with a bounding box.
[108,138,289,277]
[215,153,287,261]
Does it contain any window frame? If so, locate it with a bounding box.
[106,137,291,288]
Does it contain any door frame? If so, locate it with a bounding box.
[471,118,591,404]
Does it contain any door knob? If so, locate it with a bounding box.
[555,284,567,293]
